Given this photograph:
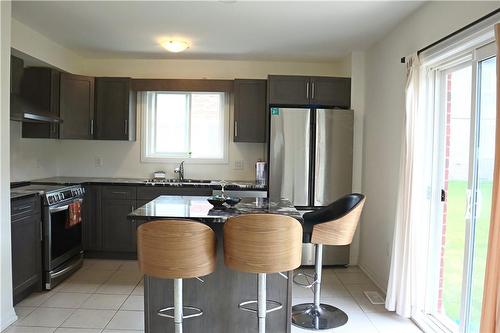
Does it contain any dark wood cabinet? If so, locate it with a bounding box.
[21,67,61,138]
[100,186,137,254]
[233,79,267,143]
[59,73,95,139]
[310,76,351,109]
[268,75,310,106]
[11,195,42,305]
[82,185,102,252]
[11,56,23,95]
[101,199,137,253]
[95,77,136,141]
[268,75,351,108]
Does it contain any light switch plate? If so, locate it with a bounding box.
[95,157,103,167]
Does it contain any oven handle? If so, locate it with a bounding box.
[50,205,69,213]
[49,198,83,213]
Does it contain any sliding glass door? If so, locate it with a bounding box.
[428,42,496,333]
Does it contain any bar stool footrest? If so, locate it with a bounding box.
[238,300,283,314]
[293,272,317,289]
[157,306,203,319]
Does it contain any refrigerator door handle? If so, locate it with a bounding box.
[306,82,309,99]
[311,82,315,99]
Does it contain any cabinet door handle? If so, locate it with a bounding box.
[311,82,315,99]
[90,119,94,136]
[124,119,128,135]
[234,121,238,137]
[111,191,128,195]
[306,82,310,99]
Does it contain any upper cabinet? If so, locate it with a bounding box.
[310,76,351,108]
[59,73,95,139]
[17,69,136,141]
[95,77,136,141]
[233,79,267,143]
[21,67,61,139]
[268,75,310,106]
[268,75,351,109]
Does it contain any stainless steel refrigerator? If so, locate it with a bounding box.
[269,107,353,265]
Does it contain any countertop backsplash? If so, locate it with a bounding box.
[10,121,266,182]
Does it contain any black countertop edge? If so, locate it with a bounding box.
[10,190,42,200]
[29,177,267,190]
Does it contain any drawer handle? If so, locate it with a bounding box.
[111,191,128,195]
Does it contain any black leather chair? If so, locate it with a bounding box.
[292,193,365,330]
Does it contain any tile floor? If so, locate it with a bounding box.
[5,259,421,333]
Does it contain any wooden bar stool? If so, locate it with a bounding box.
[292,193,365,330]
[137,220,216,333]
[223,214,302,333]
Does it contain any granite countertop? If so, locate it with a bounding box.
[30,177,266,190]
[10,188,43,200]
[128,195,302,223]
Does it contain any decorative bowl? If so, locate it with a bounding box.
[207,196,226,208]
[225,196,241,207]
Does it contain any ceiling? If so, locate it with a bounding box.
[12,1,424,62]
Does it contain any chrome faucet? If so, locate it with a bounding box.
[174,161,185,181]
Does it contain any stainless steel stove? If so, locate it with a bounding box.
[15,184,85,289]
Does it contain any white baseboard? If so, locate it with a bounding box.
[1,309,17,332]
[358,263,388,295]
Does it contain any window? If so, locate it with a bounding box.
[418,41,496,333]
[142,91,228,162]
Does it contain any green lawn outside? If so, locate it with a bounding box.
[442,180,492,332]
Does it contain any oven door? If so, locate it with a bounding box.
[44,198,83,271]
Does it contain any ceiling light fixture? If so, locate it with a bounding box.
[160,40,190,53]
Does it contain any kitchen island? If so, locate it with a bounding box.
[128,195,302,333]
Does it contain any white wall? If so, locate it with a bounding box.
[349,51,366,265]
[11,18,83,73]
[1,1,17,330]
[360,1,499,291]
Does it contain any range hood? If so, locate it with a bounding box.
[10,54,62,124]
[10,93,62,123]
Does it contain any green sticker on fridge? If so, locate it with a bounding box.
[271,107,280,116]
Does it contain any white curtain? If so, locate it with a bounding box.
[386,54,429,317]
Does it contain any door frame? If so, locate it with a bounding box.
[424,40,496,333]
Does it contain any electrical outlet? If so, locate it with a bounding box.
[234,160,244,170]
[95,157,103,168]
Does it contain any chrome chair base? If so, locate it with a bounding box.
[292,303,348,330]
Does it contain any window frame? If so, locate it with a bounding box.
[413,36,496,333]
[140,91,229,164]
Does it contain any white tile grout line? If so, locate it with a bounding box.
[12,259,145,333]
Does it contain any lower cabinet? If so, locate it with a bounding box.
[82,185,102,251]
[11,195,42,305]
[101,199,137,253]
[82,184,214,259]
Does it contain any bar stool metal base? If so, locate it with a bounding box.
[292,303,348,330]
